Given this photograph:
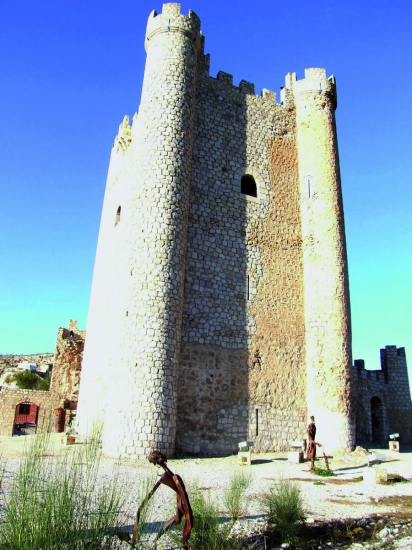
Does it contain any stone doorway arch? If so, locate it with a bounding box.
[14,402,39,435]
[371,396,385,443]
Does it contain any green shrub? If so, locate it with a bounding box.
[313,466,335,477]
[262,477,305,543]
[179,484,240,550]
[9,370,50,391]
[0,425,126,549]
[223,468,253,522]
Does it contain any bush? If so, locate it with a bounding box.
[180,484,241,550]
[0,425,126,549]
[262,477,305,543]
[223,468,253,522]
[9,370,50,391]
[313,466,335,477]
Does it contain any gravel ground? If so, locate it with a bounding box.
[1,435,412,548]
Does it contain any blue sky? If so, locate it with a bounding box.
[0,1,411,380]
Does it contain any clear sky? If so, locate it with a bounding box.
[0,1,411,379]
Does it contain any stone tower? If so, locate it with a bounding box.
[77,4,201,456]
[77,3,355,457]
[286,70,355,452]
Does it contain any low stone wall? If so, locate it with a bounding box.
[0,387,63,436]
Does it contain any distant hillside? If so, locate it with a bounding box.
[0,353,54,378]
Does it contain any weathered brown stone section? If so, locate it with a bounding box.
[51,319,85,407]
[176,344,248,455]
[248,111,307,448]
[0,387,63,436]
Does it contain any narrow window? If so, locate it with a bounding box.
[69,331,74,338]
[255,408,259,436]
[241,175,257,198]
[304,175,313,198]
[115,206,121,226]
[246,275,250,300]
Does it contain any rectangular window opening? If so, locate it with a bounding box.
[19,403,30,415]
[255,408,259,436]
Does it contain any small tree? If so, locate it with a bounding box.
[13,371,50,391]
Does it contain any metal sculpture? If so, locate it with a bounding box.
[120,450,193,549]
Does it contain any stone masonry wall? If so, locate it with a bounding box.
[176,345,248,455]
[249,105,307,451]
[51,319,85,406]
[289,70,354,452]
[177,56,307,454]
[353,361,388,441]
[0,387,63,436]
[353,346,412,443]
[78,3,203,457]
[78,3,354,457]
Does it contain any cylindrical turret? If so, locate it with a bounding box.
[288,68,355,452]
[77,3,201,457]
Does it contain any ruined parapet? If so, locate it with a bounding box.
[50,320,85,406]
[113,115,133,154]
[289,68,354,453]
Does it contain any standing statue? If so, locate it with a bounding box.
[306,415,321,472]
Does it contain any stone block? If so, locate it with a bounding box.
[238,440,254,451]
[288,451,303,463]
[61,435,76,446]
[389,440,400,452]
[363,467,388,485]
[238,451,251,465]
[366,453,386,466]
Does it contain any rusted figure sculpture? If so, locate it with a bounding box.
[307,415,329,471]
[121,450,193,549]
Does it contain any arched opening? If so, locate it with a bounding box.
[241,174,257,198]
[115,206,121,226]
[69,330,74,338]
[14,402,39,436]
[371,396,385,443]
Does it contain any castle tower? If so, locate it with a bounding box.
[286,69,355,452]
[77,3,202,456]
[381,346,412,440]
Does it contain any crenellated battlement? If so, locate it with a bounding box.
[113,114,133,153]
[353,360,387,383]
[215,71,255,94]
[353,346,408,383]
[281,68,337,107]
[145,3,202,53]
[207,70,277,101]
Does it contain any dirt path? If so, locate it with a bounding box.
[2,435,412,548]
